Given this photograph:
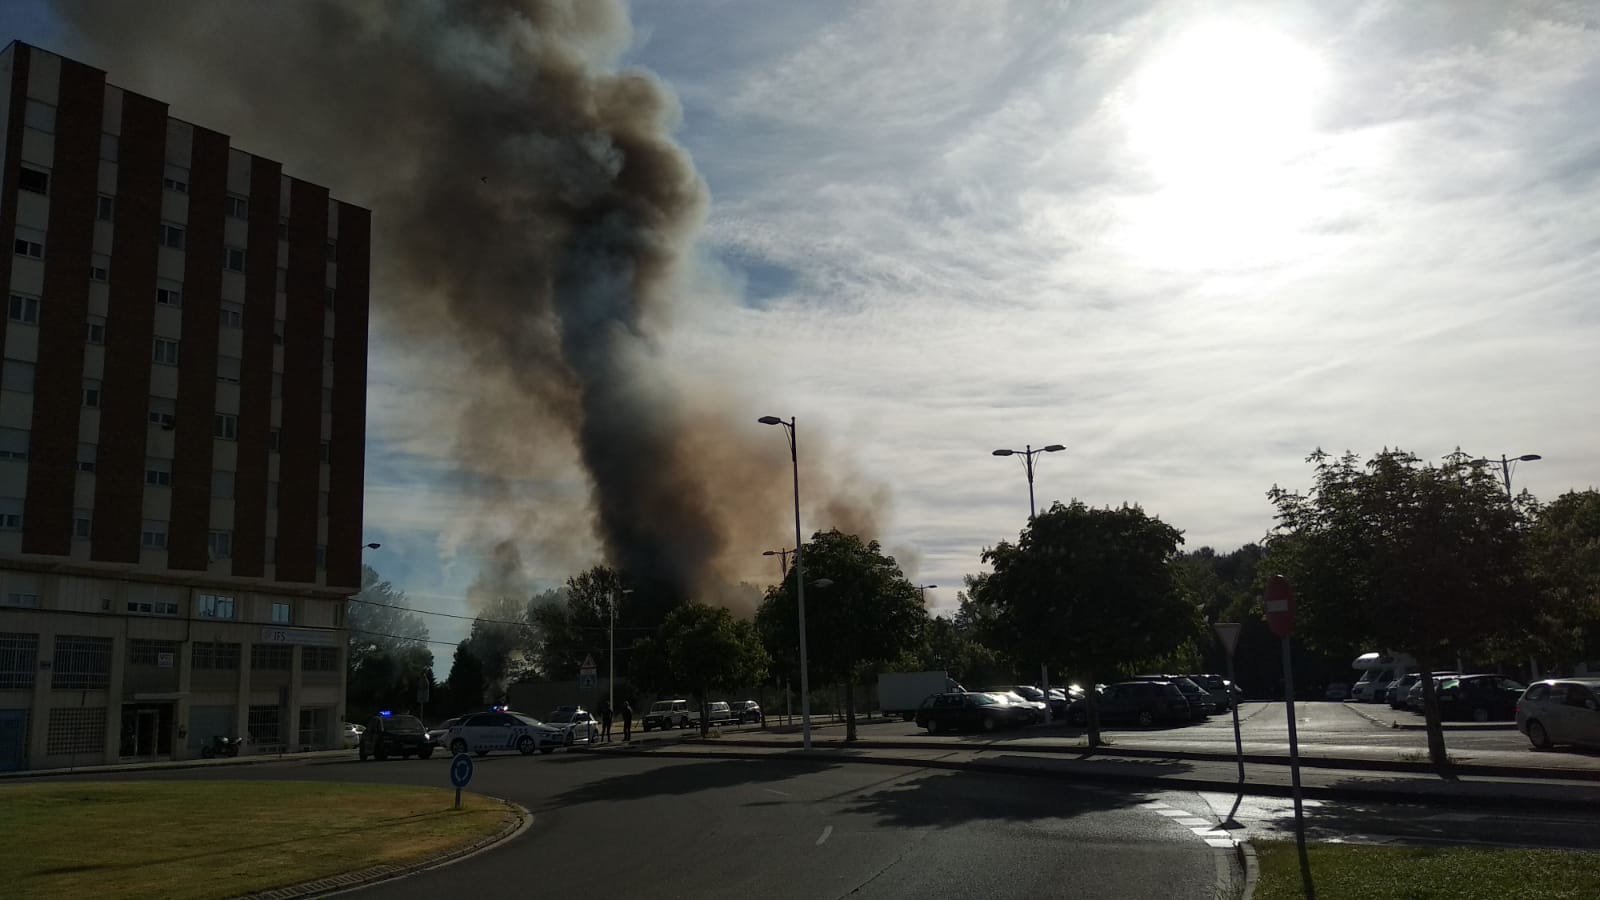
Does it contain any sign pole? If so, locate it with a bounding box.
[1214,623,1245,785]
[1265,575,1314,900]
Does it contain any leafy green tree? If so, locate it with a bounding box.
[648,604,769,736]
[1267,448,1532,765]
[1525,490,1600,668]
[978,500,1197,747]
[443,641,487,713]
[345,566,433,717]
[756,530,929,739]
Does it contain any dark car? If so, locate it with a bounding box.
[916,691,1029,733]
[1095,680,1194,727]
[729,700,764,724]
[359,713,433,761]
[1136,675,1214,720]
[1437,674,1527,722]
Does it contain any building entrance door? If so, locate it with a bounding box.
[120,703,175,758]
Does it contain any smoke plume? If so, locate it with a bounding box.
[53,0,884,609]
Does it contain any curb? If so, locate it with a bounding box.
[1343,702,1516,733]
[236,795,532,900]
[601,744,1600,814]
[1238,839,1259,900]
[0,750,353,780]
[693,736,1599,783]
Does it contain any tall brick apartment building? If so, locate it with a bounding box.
[0,43,369,770]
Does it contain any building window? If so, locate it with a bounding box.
[216,356,241,384]
[325,240,338,261]
[153,338,179,365]
[163,167,189,193]
[268,429,280,452]
[145,462,171,487]
[82,380,102,408]
[213,413,238,440]
[220,303,244,328]
[3,359,35,393]
[270,601,291,625]
[85,317,107,344]
[47,708,107,755]
[212,470,235,498]
[0,498,23,530]
[156,286,182,306]
[125,599,179,617]
[225,195,248,219]
[141,520,168,549]
[97,194,115,221]
[0,428,29,461]
[128,639,179,667]
[19,167,49,194]
[77,444,97,473]
[275,268,287,292]
[208,530,232,560]
[52,635,113,689]
[74,511,91,539]
[14,238,44,259]
[224,246,246,272]
[315,545,327,568]
[302,646,339,672]
[0,633,39,690]
[89,263,109,282]
[324,287,336,309]
[25,99,56,132]
[192,641,241,671]
[8,294,40,325]
[198,594,235,620]
[251,644,292,671]
[271,372,283,397]
[247,705,281,743]
[2,592,39,608]
[159,223,186,251]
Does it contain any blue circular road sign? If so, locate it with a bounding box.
[450,752,474,788]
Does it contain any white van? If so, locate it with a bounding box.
[1351,652,1417,703]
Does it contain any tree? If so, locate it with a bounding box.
[644,604,769,736]
[1525,490,1600,668]
[978,500,1197,748]
[1266,448,1532,766]
[459,595,534,702]
[346,565,433,718]
[444,642,487,713]
[755,530,928,739]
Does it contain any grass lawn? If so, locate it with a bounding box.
[0,781,515,900]
[1254,839,1600,900]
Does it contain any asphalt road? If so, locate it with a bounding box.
[30,752,1229,900]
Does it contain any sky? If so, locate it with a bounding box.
[5,1,1598,661]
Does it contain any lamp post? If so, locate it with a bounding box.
[914,584,937,603]
[763,548,793,578]
[760,415,812,750]
[609,587,634,716]
[363,542,380,550]
[992,442,1065,721]
[1470,452,1541,498]
[991,444,1066,519]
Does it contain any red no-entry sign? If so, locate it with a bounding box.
[1264,574,1295,639]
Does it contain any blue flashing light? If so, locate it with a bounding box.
[379,710,393,717]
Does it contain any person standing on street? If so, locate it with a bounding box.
[622,701,634,742]
[599,700,614,742]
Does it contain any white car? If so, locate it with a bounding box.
[544,707,601,743]
[341,722,365,749]
[1517,679,1600,750]
[426,717,461,748]
[446,710,567,756]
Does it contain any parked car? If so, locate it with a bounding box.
[358,712,433,761]
[544,707,602,742]
[1386,673,1421,709]
[729,700,764,724]
[446,710,564,756]
[1517,679,1600,750]
[425,717,460,748]
[1187,674,1234,711]
[1433,675,1526,722]
[988,687,1048,723]
[341,722,365,749]
[916,691,1030,733]
[1405,672,1461,711]
[1136,675,1213,719]
[1324,683,1351,701]
[642,699,692,732]
[689,701,736,728]
[1096,681,1193,727]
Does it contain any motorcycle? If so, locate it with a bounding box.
[201,735,243,759]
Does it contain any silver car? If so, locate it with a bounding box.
[1517,679,1600,750]
[544,707,601,743]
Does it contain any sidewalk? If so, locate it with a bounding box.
[0,747,352,780]
[600,732,1600,812]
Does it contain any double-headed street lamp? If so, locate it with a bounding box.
[992,444,1066,518]
[759,415,813,750]
[1470,452,1542,498]
[763,547,793,578]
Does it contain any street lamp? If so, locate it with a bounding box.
[914,584,937,602]
[991,443,1066,518]
[610,587,634,717]
[363,542,381,550]
[763,548,793,578]
[1469,452,1542,498]
[760,414,813,750]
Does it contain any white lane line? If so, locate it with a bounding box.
[764,788,791,797]
[816,825,834,846]
[1205,837,1236,850]
[1156,809,1192,817]
[1175,817,1211,828]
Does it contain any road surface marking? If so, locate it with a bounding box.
[764,788,791,797]
[1205,837,1236,849]
[816,825,833,846]
[1156,809,1192,817]
[1175,817,1211,827]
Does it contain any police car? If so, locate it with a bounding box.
[445,708,568,756]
